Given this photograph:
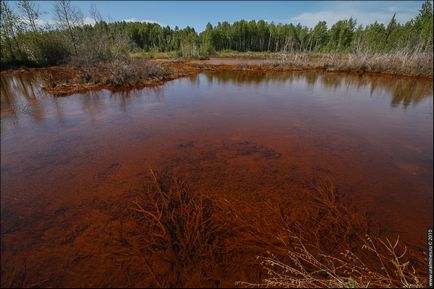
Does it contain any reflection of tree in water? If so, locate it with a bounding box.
[204,71,432,108]
[388,79,432,108]
[51,97,65,122]
[341,75,431,108]
[16,75,44,121]
[318,74,343,90]
[1,71,167,124]
[1,70,431,125]
[114,86,165,112]
[77,85,166,116]
[204,71,300,87]
[304,72,318,88]
[335,74,431,108]
[148,86,164,102]
[0,76,15,114]
[188,74,200,87]
[80,90,104,121]
[0,73,48,121]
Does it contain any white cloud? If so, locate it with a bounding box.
[29,17,161,28]
[29,17,95,27]
[289,5,418,28]
[83,17,96,25]
[124,18,163,25]
[34,18,58,26]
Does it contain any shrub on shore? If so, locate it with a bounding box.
[1,1,432,69]
[40,58,175,96]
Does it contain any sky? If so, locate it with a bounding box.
[11,1,427,31]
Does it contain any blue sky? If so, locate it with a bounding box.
[12,1,426,31]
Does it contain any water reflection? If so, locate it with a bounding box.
[1,67,432,288]
[109,86,165,113]
[1,70,432,126]
[201,71,433,108]
[1,74,165,126]
[1,74,44,119]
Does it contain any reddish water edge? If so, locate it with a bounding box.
[1,71,433,287]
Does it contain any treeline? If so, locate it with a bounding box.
[1,0,132,67]
[199,3,432,54]
[1,0,432,68]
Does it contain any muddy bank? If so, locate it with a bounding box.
[2,56,432,97]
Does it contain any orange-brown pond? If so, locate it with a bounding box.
[1,70,433,287]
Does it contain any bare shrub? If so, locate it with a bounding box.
[128,170,227,287]
[127,171,426,288]
[237,234,423,288]
[234,178,425,288]
[81,58,170,86]
[103,58,171,86]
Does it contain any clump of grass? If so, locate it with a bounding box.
[102,58,171,87]
[87,58,171,87]
[41,57,177,96]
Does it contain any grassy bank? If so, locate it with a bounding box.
[32,58,192,96]
[213,51,433,77]
[21,51,428,96]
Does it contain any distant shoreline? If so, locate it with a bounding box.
[1,53,432,97]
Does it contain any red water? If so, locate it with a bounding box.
[1,71,433,287]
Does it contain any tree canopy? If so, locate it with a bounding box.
[1,0,432,67]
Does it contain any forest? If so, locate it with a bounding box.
[0,0,433,68]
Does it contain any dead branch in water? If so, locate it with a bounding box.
[128,170,425,288]
[236,233,423,288]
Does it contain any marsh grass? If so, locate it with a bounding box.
[217,51,433,77]
[41,58,178,96]
[40,49,432,96]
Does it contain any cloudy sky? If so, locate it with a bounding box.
[15,1,427,31]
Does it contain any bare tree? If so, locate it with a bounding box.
[1,0,25,62]
[18,0,40,33]
[54,0,83,56]
[89,3,102,23]
[83,3,112,63]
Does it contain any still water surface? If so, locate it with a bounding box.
[1,71,433,286]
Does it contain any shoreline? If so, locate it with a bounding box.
[1,56,432,97]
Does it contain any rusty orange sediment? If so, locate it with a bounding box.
[0,66,432,287]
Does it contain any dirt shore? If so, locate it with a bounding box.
[1,57,432,97]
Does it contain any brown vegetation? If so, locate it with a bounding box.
[238,234,423,288]
[200,51,433,78]
[54,53,434,96]
[2,50,431,97]
[274,51,433,77]
[38,58,187,96]
[126,171,426,288]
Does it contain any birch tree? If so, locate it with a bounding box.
[54,0,83,56]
